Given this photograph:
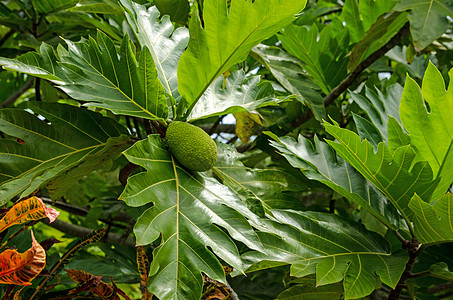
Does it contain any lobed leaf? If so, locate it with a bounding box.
[0,231,45,286]
[250,44,325,120]
[120,135,264,300]
[0,196,59,232]
[267,132,400,229]
[409,193,453,245]
[213,143,305,210]
[278,21,349,95]
[243,210,409,299]
[394,0,453,50]
[187,70,281,121]
[400,62,453,199]
[120,0,190,102]
[178,0,307,109]
[324,121,439,225]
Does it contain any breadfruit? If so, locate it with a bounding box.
[166,121,218,172]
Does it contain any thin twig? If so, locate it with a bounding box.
[44,219,136,247]
[1,78,33,107]
[0,29,14,48]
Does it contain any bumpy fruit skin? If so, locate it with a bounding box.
[166,121,218,172]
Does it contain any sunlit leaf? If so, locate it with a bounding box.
[120,135,264,300]
[178,0,307,108]
[0,231,45,286]
[0,196,59,232]
[120,0,189,102]
[409,193,453,245]
[187,70,281,121]
[400,62,453,199]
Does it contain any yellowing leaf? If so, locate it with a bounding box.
[233,112,261,143]
[0,197,59,232]
[0,231,46,285]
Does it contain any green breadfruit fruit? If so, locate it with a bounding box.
[166,121,218,172]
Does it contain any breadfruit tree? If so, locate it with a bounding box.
[0,0,452,299]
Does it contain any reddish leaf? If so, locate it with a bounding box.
[0,197,59,232]
[66,269,131,300]
[0,231,46,285]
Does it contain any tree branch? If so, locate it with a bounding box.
[388,238,422,300]
[44,219,136,247]
[291,22,410,130]
[1,78,34,107]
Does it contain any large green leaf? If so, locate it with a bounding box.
[0,32,168,120]
[394,0,453,50]
[120,0,189,102]
[0,42,68,84]
[31,0,78,13]
[58,32,168,120]
[267,132,400,230]
[178,0,307,111]
[154,0,189,24]
[250,44,325,120]
[277,283,343,300]
[243,210,409,299]
[409,193,453,245]
[340,0,396,44]
[119,135,264,300]
[400,63,453,199]
[350,84,404,141]
[187,70,281,121]
[347,12,408,72]
[324,122,439,226]
[0,102,130,203]
[278,21,349,94]
[213,143,305,211]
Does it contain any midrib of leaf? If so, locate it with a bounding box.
[327,130,413,230]
[415,196,444,241]
[185,2,289,117]
[436,139,453,180]
[288,29,329,92]
[419,1,434,41]
[171,155,180,293]
[132,16,173,96]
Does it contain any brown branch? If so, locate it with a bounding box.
[40,197,133,224]
[44,219,136,247]
[388,238,423,300]
[291,22,410,130]
[1,78,33,107]
[428,282,453,294]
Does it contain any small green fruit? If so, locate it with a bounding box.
[166,121,218,172]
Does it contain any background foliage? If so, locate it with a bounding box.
[0,0,452,299]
